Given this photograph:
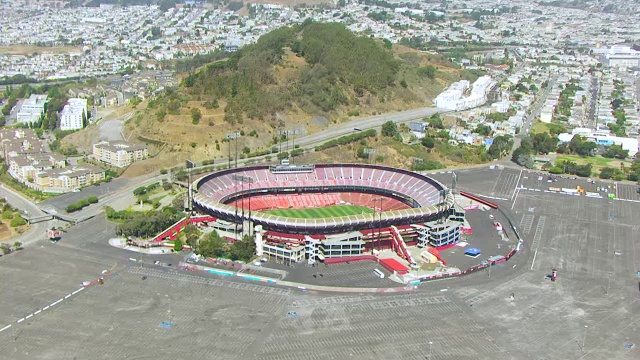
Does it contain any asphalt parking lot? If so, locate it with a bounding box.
[1,165,639,359]
[438,207,516,271]
[264,258,399,288]
[39,178,130,213]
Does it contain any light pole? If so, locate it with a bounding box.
[372,197,385,252]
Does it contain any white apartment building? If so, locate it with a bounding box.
[434,76,495,111]
[17,94,48,124]
[59,98,88,131]
[594,46,640,68]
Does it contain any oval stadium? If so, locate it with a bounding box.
[193,163,455,234]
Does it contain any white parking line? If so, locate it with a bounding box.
[0,325,11,333]
[71,288,84,295]
[64,294,71,299]
[16,318,24,323]
[50,299,63,307]
[25,314,32,320]
[33,310,41,315]
[530,249,538,271]
[42,306,49,311]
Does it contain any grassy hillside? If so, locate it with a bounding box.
[119,22,479,175]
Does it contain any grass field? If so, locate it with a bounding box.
[261,205,374,218]
[554,154,632,175]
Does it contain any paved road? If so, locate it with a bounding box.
[294,106,447,147]
[193,106,448,168]
[38,173,171,223]
[0,183,46,218]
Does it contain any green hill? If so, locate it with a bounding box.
[116,22,483,176]
[180,21,458,123]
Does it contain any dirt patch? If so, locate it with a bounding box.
[0,45,83,55]
[0,223,27,243]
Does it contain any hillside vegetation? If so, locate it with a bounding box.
[182,22,405,122]
[121,22,477,174]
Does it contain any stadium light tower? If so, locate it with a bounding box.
[451,172,457,193]
[372,197,385,251]
[225,131,240,169]
[232,174,254,237]
[186,159,195,211]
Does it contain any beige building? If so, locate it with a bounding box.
[92,141,148,167]
[0,128,105,193]
[35,165,105,193]
[8,153,66,185]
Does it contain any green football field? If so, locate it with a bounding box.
[261,205,375,218]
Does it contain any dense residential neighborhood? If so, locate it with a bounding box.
[1,0,639,81]
[0,0,639,186]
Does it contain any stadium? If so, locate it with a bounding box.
[193,163,463,265]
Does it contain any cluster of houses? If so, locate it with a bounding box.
[0,128,148,193]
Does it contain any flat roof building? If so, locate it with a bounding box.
[17,94,48,124]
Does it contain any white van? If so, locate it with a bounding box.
[373,269,385,279]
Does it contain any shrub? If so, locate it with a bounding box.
[87,196,99,204]
[10,216,27,227]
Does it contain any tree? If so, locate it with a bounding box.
[182,224,200,249]
[229,237,256,262]
[425,114,444,129]
[546,123,566,136]
[602,145,628,159]
[13,241,22,251]
[197,230,227,258]
[381,121,399,137]
[568,135,596,156]
[421,136,435,149]
[191,108,202,125]
[417,65,436,79]
[474,124,492,136]
[487,135,513,159]
[531,132,556,154]
[174,239,183,252]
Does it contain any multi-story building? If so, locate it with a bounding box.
[92,141,148,167]
[59,98,88,131]
[0,128,104,192]
[16,94,48,124]
[434,76,495,111]
[8,153,66,185]
[35,165,105,193]
[0,128,45,159]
